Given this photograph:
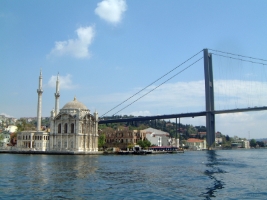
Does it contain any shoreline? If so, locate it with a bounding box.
[0,150,183,155]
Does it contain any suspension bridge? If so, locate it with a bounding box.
[98,49,267,149]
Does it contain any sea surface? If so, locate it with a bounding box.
[0,149,267,199]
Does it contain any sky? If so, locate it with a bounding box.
[1,0,267,139]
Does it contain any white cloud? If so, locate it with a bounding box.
[49,26,95,58]
[129,110,152,116]
[92,79,267,115]
[88,79,266,138]
[0,113,13,118]
[48,74,77,90]
[215,111,267,138]
[95,0,127,24]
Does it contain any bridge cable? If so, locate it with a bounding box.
[212,53,267,66]
[101,49,203,117]
[208,48,267,62]
[112,57,203,116]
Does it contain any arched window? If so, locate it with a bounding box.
[64,123,68,133]
[71,123,74,133]
[58,124,61,133]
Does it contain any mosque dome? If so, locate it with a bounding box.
[62,97,88,110]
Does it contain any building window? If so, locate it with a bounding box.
[71,123,74,133]
[64,123,68,133]
[58,124,61,133]
[71,141,73,148]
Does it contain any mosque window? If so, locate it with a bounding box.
[64,123,68,133]
[58,124,61,133]
[71,141,73,148]
[71,123,74,133]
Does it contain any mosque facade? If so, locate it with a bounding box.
[16,71,99,152]
[49,97,99,152]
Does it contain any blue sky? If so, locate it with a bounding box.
[1,0,267,138]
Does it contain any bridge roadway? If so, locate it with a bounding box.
[98,106,267,124]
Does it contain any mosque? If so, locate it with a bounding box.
[16,71,99,152]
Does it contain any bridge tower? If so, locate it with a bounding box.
[203,49,215,149]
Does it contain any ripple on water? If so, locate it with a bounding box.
[1,150,267,199]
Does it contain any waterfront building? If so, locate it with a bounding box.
[185,138,207,150]
[16,71,99,152]
[242,140,250,149]
[169,138,179,148]
[143,128,170,146]
[103,127,146,149]
[0,131,11,149]
[49,97,99,152]
[17,131,50,151]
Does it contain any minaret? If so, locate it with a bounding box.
[55,73,60,115]
[37,69,43,131]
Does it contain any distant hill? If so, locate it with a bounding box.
[256,138,267,141]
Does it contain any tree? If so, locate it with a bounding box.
[16,118,35,131]
[137,140,151,149]
[98,133,106,150]
[256,141,264,147]
[250,139,257,148]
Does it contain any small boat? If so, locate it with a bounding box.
[117,151,130,155]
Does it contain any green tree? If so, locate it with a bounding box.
[98,133,106,150]
[250,139,257,147]
[137,140,151,149]
[256,141,264,147]
[16,118,35,131]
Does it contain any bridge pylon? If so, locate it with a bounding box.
[204,49,215,149]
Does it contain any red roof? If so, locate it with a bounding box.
[187,138,204,143]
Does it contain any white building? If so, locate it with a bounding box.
[0,132,10,149]
[17,131,50,151]
[49,97,99,152]
[242,140,250,149]
[5,125,17,133]
[186,138,206,150]
[16,71,99,152]
[143,128,170,146]
[169,138,179,148]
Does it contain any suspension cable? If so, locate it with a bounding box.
[212,53,267,66]
[112,57,203,116]
[101,49,203,117]
[208,48,267,62]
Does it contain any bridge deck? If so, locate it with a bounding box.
[98,106,267,124]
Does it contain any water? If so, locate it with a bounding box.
[0,149,267,199]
